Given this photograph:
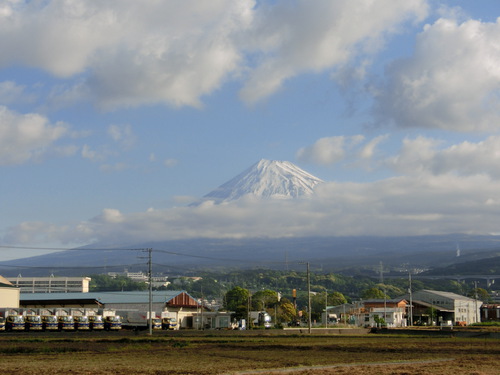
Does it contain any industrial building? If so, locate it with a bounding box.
[324,290,482,327]
[7,276,91,293]
[410,289,481,325]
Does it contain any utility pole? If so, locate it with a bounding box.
[307,262,311,334]
[325,289,328,329]
[148,248,153,336]
[409,270,413,326]
[474,281,478,324]
[381,262,386,325]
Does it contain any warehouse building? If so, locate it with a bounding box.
[7,276,91,293]
[410,290,481,325]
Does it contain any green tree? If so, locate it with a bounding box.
[468,287,491,302]
[252,290,278,311]
[224,286,250,320]
[276,298,297,326]
[328,291,348,306]
[310,292,328,322]
[89,274,147,292]
[361,287,389,300]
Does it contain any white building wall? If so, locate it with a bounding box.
[7,277,91,293]
[412,290,480,325]
[0,287,20,308]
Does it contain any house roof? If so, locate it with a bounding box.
[411,299,454,313]
[363,299,407,304]
[415,289,476,302]
[20,290,194,305]
[0,275,16,288]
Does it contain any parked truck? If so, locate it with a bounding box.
[104,315,122,330]
[88,315,104,330]
[161,312,178,330]
[41,315,59,331]
[116,310,157,330]
[0,309,25,331]
[24,315,43,331]
[249,311,272,329]
[58,315,75,331]
[6,315,25,331]
[151,318,162,330]
[74,316,90,330]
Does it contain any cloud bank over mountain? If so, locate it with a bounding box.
[5,147,500,247]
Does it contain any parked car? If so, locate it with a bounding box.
[0,317,5,331]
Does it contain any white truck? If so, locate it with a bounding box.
[116,310,160,330]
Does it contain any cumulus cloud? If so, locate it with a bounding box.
[374,17,500,132]
[388,135,500,178]
[0,0,428,109]
[240,0,428,103]
[358,135,389,160]
[0,105,69,165]
[297,135,383,165]
[0,0,252,109]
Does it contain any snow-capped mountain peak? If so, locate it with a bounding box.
[200,159,324,203]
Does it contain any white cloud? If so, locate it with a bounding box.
[0,81,26,105]
[0,0,428,109]
[0,0,252,109]
[240,0,428,103]
[358,135,389,160]
[388,135,500,178]
[81,144,103,162]
[0,105,69,165]
[297,135,383,165]
[297,136,348,165]
[107,124,135,149]
[374,17,500,132]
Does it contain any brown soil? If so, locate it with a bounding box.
[0,331,497,374]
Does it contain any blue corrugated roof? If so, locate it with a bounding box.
[20,290,189,304]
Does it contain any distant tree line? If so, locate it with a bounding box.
[89,274,148,292]
[88,269,494,323]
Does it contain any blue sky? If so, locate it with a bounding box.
[2,0,500,260]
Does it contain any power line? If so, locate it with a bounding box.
[0,263,145,270]
[0,245,145,251]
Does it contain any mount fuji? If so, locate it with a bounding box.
[198,159,324,204]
